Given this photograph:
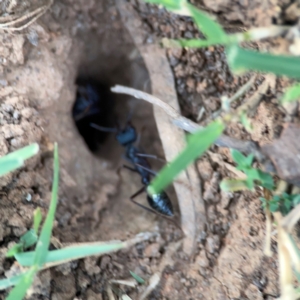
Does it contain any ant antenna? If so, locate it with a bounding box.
[90,123,118,133]
[125,105,135,125]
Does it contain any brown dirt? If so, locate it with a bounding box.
[0,0,296,299]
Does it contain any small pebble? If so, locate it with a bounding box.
[144,243,160,258]
[25,193,32,201]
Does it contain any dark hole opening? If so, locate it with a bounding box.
[71,77,115,153]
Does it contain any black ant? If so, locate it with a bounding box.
[90,121,174,218]
[72,78,114,152]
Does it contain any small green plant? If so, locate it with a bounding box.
[220,149,274,192]
[140,2,300,297]
[281,83,300,105]
[0,144,151,299]
[143,0,300,198]
[261,193,300,216]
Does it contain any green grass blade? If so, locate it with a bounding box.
[162,38,219,48]
[240,112,253,133]
[147,120,224,194]
[33,143,59,267]
[145,0,182,11]
[0,143,39,177]
[145,0,227,40]
[162,27,288,49]
[130,271,145,284]
[187,3,226,41]
[33,208,42,235]
[6,243,23,257]
[230,149,247,167]
[6,267,37,300]
[220,179,250,192]
[5,144,57,299]
[20,229,38,249]
[0,143,39,163]
[15,242,125,267]
[0,159,23,177]
[281,83,300,104]
[227,45,300,79]
[0,273,25,291]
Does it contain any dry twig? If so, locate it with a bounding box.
[0,0,53,31]
[111,84,271,164]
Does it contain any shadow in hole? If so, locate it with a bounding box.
[72,77,115,152]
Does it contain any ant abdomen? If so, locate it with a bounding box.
[147,192,174,217]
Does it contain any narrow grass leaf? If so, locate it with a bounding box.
[6,267,37,300]
[162,38,220,48]
[281,83,300,104]
[162,26,288,49]
[6,243,23,257]
[0,273,25,291]
[227,45,300,79]
[130,271,145,284]
[0,143,39,163]
[145,0,181,10]
[33,208,42,235]
[240,112,253,133]
[33,143,59,267]
[187,3,226,41]
[148,120,224,194]
[230,149,247,167]
[20,229,38,249]
[220,179,250,192]
[5,145,56,299]
[0,143,39,177]
[6,230,38,257]
[0,158,23,177]
[15,242,125,267]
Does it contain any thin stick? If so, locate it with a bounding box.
[111,85,180,119]
[111,85,270,164]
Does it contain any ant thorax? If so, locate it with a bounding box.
[116,125,137,146]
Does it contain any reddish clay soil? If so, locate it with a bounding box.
[0,0,297,299]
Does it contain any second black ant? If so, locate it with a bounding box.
[90,120,174,218]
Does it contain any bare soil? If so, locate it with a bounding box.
[0,0,296,299]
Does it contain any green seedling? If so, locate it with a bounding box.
[281,83,300,104]
[129,271,145,284]
[6,230,38,258]
[0,144,152,299]
[220,149,274,192]
[6,208,43,258]
[261,193,300,216]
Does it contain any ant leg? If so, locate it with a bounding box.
[130,187,183,231]
[90,123,118,133]
[117,164,138,178]
[122,165,138,173]
[134,163,157,176]
[130,186,164,215]
[136,153,166,163]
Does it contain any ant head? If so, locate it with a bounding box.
[116,122,137,146]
